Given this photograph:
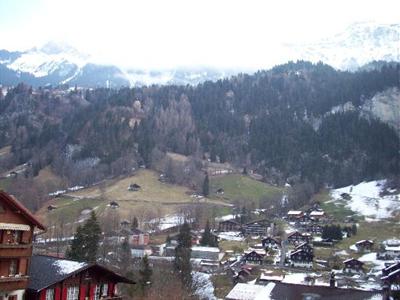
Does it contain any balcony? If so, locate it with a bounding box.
[0,275,29,291]
[0,243,31,249]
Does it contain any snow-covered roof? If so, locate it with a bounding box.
[53,260,87,275]
[226,283,276,300]
[192,246,220,253]
[309,211,325,216]
[287,210,303,215]
[355,240,374,245]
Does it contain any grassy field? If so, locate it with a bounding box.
[210,174,283,207]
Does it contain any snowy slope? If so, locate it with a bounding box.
[330,180,400,220]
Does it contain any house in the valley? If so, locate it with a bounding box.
[378,239,400,259]
[287,210,303,222]
[242,219,269,236]
[289,249,313,268]
[108,201,120,209]
[218,220,241,232]
[343,258,364,274]
[131,245,153,258]
[355,240,374,252]
[129,228,150,246]
[128,183,141,191]
[295,242,313,254]
[191,246,220,261]
[261,237,281,249]
[243,250,265,265]
[309,210,326,222]
[0,191,46,300]
[26,255,134,300]
[287,231,312,245]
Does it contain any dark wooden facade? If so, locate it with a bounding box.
[218,220,241,232]
[343,258,364,273]
[26,256,134,300]
[0,191,45,300]
[243,251,264,265]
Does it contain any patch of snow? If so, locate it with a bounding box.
[53,260,87,275]
[217,231,244,242]
[330,180,400,220]
[215,214,238,221]
[192,272,216,300]
[149,214,193,231]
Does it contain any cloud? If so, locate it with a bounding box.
[1,0,399,69]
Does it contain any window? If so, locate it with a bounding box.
[94,285,101,300]
[9,259,18,276]
[46,289,55,300]
[67,286,79,300]
[13,231,22,244]
[101,284,108,296]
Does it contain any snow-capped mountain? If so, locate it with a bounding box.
[287,22,400,70]
[1,22,399,87]
[0,42,232,87]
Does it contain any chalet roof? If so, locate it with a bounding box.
[130,183,141,188]
[219,219,240,225]
[269,282,380,300]
[382,262,400,274]
[28,255,135,292]
[287,210,303,215]
[287,231,302,238]
[295,242,312,250]
[226,283,275,300]
[0,191,45,230]
[355,239,374,245]
[290,249,308,257]
[244,219,269,226]
[309,211,325,216]
[343,258,364,265]
[382,268,400,281]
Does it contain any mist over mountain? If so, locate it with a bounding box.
[1,22,399,88]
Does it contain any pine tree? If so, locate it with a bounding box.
[174,222,192,288]
[66,225,85,261]
[200,220,217,247]
[132,216,139,230]
[139,255,153,292]
[83,211,102,263]
[67,211,101,263]
[202,173,209,197]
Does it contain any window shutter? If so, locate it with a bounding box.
[55,287,61,300]
[62,287,67,300]
[108,283,114,297]
[79,285,86,300]
[40,290,47,300]
[89,284,96,300]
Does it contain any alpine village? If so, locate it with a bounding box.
[1,5,400,300]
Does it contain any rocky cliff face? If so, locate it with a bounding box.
[362,87,400,136]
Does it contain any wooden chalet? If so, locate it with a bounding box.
[26,255,135,300]
[343,258,364,274]
[309,210,326,222]
[0,191,46,300]
[242,219,269,236]
[108,201,119,209]
[382,262,400,300]
[129,229,149,246]
[287,231,312,245]
[218,219,241,232]
[289,249,313,268]
[287,210,303,222]
[127,183,141,191]
[294,242,313,255]
[261,237,281,249]
[355,240,374,252]
[243,250,265,265]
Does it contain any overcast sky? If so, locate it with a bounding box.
[1,0,399,69]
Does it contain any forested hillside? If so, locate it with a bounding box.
[0,61,398,210]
